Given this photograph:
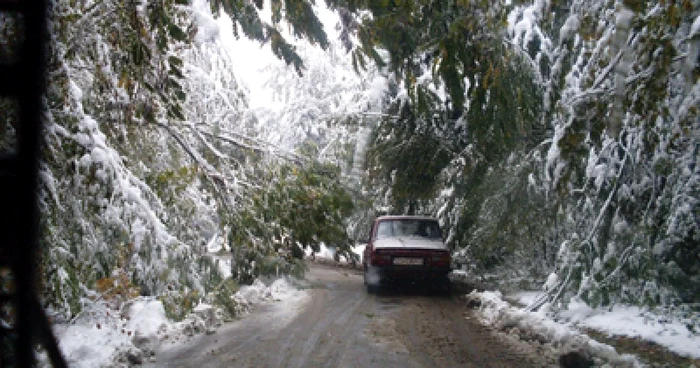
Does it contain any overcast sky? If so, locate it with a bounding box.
[192,0,341,110]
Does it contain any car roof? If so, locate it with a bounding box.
[375,215,438,221]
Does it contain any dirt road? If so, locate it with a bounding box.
[148,263,556,367]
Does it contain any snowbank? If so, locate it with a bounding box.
[510,292,700,360]
[47,299,169,367]
[575,305,699,359]
[467,291,642,367]
[46,277,308,367]
[233,277,308,313]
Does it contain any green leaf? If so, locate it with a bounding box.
[167,77,182,91]
[168,103,185,120]
[168,23,188,42]
[168,56,184,68]
[131,43,144,65]
[168,65,184,79]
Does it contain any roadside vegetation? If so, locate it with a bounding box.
[0,0,697,349]
[357,0,699,322]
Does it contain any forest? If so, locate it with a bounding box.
[0,0,698,328]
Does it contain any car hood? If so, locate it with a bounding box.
[374,237,448,250]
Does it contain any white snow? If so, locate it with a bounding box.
[126,300,169,338]
[578,306,700,359]
[49,299,170,367]
[47,277,309,367]
[543,272,559,292]
[316,248,693,361]
[48,260,700,367]
[306,243,365,264]
[52,318,131,368]
[307,244,337,260]
[615,7,636,30]
[559,14,580,43]
[233,278,309,315]
[205,233,233,279]
[691,15,700,37]
[191,0,220,44]
[469,291,643,366]
[507,291,700,360]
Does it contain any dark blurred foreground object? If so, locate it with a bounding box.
[0,0,67,366]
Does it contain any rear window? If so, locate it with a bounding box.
[375,219,442,240]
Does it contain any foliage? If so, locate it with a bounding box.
[161,288,201,322]
[328,0,512,118]
[94,270,142,309]
[36,0,211,318]
[356,0,699,316]
[33,0,357,318]
[229,160,355,284]
[19,0,388,320]
[212,278,241,319]
[365,119,452,213]
[210,0,329,74]
[351,0,543,219]
[521,0,700,310]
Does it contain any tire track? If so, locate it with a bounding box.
[269,266,371,368]
[150,263,557,368]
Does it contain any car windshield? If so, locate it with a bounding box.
[375,219,442,240]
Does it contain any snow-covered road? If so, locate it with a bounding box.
[145,263,555,367]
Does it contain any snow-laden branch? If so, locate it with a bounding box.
[591,49,624,91]
[585,140,630,245]
[188,125,233,161]
[503,39,547,86]
[358,112,401,120]
[196,129,305,164]
[152,120,236,215]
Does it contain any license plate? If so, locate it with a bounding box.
[393,257,424,266]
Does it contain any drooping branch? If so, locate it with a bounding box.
[196,128,306,165]
[152,121,235,215]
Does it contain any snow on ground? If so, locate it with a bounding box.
[50,244,350,367]
[579,305,699,359]
[512,292,700,359]
[306,243,365,264]
[50,311,134,368]
[464,289,700,366]
[47,298,170,367]
[451,272,700,362]
[46,277,308,367]
[233,277,308,313]
[64,241,690,366]
[468,291,643,367]
[509,291,700,359]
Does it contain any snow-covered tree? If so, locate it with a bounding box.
[352,0,699,315]
[514,0,700,310]
[29,0,363,319]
